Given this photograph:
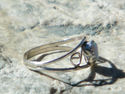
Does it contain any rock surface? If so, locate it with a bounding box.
[0,0,125,94]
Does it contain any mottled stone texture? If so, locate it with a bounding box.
[0,0,125,94]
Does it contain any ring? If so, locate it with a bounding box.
[23,36,97,71]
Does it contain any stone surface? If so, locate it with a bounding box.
[0,0,125,94]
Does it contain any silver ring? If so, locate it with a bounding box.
[23,36,97,71]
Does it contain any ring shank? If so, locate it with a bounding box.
[23,36,88,71]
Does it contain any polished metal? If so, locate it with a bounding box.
[23,36,97,71]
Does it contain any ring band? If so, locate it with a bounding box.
[23,36,95,71]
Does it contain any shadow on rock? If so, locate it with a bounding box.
[73,56,125,87]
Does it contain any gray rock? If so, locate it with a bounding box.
[0,0,125,94]
[0,55,11,70]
